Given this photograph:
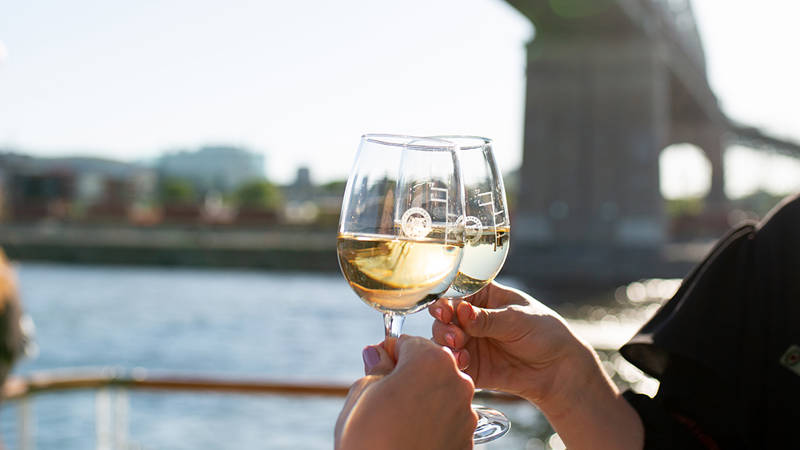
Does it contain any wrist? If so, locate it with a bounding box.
[526,340,603,418]
[528,344,644,450]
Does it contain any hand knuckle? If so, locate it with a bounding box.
[423,350,457,376]
[469,410,480,429]
[507,304,526,314]
[480,309,495,330]
[457,374,475,393]
[429,347,453,367]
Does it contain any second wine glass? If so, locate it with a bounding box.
[432,135,512,444]
[436,136,510,299]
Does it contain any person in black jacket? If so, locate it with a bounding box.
[423,193,799,449]
[620,192,800,449]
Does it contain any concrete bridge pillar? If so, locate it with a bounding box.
[514,36,668,248]
[669,120,729,208]
[696,128,727,207]
[503,0,733,288]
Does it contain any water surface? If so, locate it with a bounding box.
[0,263,551,449]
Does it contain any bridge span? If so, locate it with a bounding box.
[503,0,799,289]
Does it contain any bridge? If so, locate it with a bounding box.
[503,0,799,289]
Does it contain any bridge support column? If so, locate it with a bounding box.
[696,128,727,208]
[510,36,671,287]
[516,36,668,246]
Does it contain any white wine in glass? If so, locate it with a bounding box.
[337,134,466,339]
[432,136,512,444]
[337,232,463,313]
[447,226,510,297]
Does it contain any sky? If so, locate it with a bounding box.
[0,0,798,197]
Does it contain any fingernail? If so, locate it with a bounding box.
[468,304,478,321]
[457,350,468,367]
[362,346,380,372]
[432,307,442,321]
[445,333,455,348]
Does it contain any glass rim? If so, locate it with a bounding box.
[361,133,456,151]
[428,135,492,151]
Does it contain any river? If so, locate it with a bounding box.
[0,262,660,449]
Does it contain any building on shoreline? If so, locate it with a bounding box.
[156,146,266,193]
[0,151,156,222]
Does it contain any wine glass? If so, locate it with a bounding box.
[432,136,511,444]
[337,134,466,343]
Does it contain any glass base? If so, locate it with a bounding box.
[472,404,510,444]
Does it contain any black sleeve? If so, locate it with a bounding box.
[623,391,707,450]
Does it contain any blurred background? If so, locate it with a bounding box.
[0,0,798,448]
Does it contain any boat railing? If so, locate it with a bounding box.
[0,368,523,450]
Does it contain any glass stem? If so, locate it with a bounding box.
[383,312,406,339]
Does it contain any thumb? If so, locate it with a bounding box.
[362,344,395,376]
[456,301,515,340]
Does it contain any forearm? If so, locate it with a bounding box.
[532,347,644,450]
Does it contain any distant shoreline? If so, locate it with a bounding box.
[0,222,711,295]
[0,223,340,271]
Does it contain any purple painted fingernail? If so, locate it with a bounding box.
[433,307,443,321]
[446,333,455,348]
[362,346,380,372]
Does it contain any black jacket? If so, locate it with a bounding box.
[620,194,800,449]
